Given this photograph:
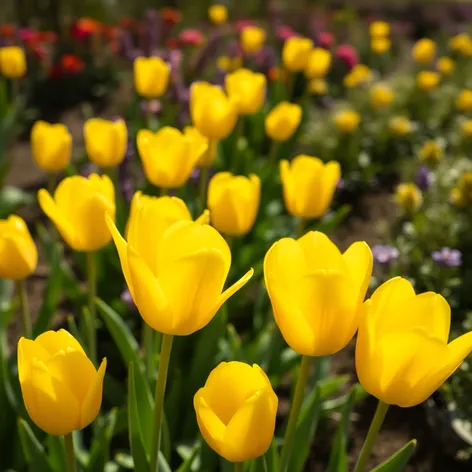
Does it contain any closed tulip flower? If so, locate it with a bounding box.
[18,330,106,435]
[308,78,328,95]
[389,116,412,136]
[371,37,391,54]
[240,26,266,54]
[107,216,253,336]
[280,156,340,219]
[208,4,227,25]
[437,56,455,76]
[183,126,218,167]
[449,33,472,56]
[335,110,361,133]
[282,37,313,72]
[265,102,302,142]
[305,47,332,79]
[84,118,127,168]
[456,89,472,112]
[31,121,72,172]
[194,362,278,463]
[419,140,443,165]
[134,56,170,98]
[208,172,260,236]
[0,46,26,78]
[412,38,436,64]
[0,215,37,280]
[369,21,390,38]
[395,183,422,211]
[370,84,394,109]
[264,231,373,356]
[190,81,238,139]
[38,174,115,252]
[462,119,472,138]
[356,277,472,407]
[225,68,266,115]
[344,64,372,88]
[137,126,207,188]
[416,71,440,91]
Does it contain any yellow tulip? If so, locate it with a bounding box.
[240,26,266,55]
[335,110,361,133]
[225,68,266,115]
[419,140,443,165]
[412,38,436,64]
[343,64,372,88]
[38,174,115,252]
[137,126,207,188]
[265,101,302,142]
[31,121,72,172]
[449,33,472,56]
[84,118,127,168]
[454,172,472,206]
[106,217,253,336]
[356,277,472,407]
[370,84,394,109]
[305,47,332,79]
[308,78,328,95]
[208,172,260,236]
[369,21,390,38]
[282,37,313,72]
[280,155,340,219]
[133,56,170,98]
[371,37,391,54]
[18,329,106,435]
[395,183,422,211]
[208,4,227,25]
[389,116,412,136]
[183,126,218,167]
[437,56,455,76]
[456,89,472,112]
[0,215,37,280]
[190,81,238,139]
[450,187,465,207]
[416,71,440,92]
[194,361,278,463]
[0,46,26,78]
[264,231,373,356]
[461,119,472,138]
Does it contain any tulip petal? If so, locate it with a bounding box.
[196,209,210,225]
[17,338,50,383]
[320,161,341,212]
[342,241,373,306]
[35,329,86,356]
[80,357,107,429]
[194,393,225,457]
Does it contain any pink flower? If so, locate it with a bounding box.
[276,25,297,41]
[235,20,254,32]
[335,44,358,70]
[178,28,204,46]
[317,31,335,49]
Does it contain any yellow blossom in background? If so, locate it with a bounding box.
[335,109,361,133]
[84,118,127,168]
[265,101,302,142]
[437,56,455,75]
[190,81,238,139]
[30,121,72,172]
[356,277,472,407]
[280,155,340,219]
[208,172,260,237]
[453,171,472,206]
[208,4,227,25]
[240,26,266,54]
[38,174,115,252]
[419,140,444,165]
[264,231,373,356]
[370,84,394,109]
[416,71,440,91]
[395,183,422,211]
[343,64,372,88]
[194,362,278,462]
[412,38,437,64]
[183,126,218,168]
[389,116,412,136]
[0,215,37,280]
[450,187,465,207]
[133,56,170,98]
[371,37,391,54]
[305,47,332,79]
[449,33,472,56]
[282,36,313,72]
[456,89,472,112]
[461,119,472,138]
[18,330,106,435]
[0,46,26,78]
[369,21,390,38]
[225,68,266,115]
[137,126,207,188]
[308,78,328,95]
[217,56,241,72]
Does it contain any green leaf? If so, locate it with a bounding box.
[0,186,34,218]
[46,436,67,472]
[175,444,200,472]
[314,204,351,235]
[18,419,54,472]
[370,440,417,472]
[86,409,118,472]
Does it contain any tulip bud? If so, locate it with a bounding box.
[389,116,412,136]
[265,101,302,142]
[264,231,373,356]
[0,215,37,280]
[343,64,372,88]
[194,361,278,462]
[208,4,227,25]
[412,38,436,64]
[371,37,391,54]
[370,84,394,109]
[395,183,422,211]
[240,26,266,55]
[334,110,361,133]
[38,174,115,252]
[31,121,72,172]
[419,140,443,165]
[437,56,455,76]
[416,71,440,92]
[280,155,340,219]
[456,89,472,112]
[449,33,472,56]
[282,37,313,72]
[84,118,128,168]
[18,329,106,435]
[356,277,472,407]
[0,46,26,78]
[305,47,332,79]
[134,56,170,98]
[369,21,390,38]
[225,68,266,115]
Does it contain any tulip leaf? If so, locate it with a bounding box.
[86,408,118,472]
[175,443,200,472]
[18,418,54,472]
[314,204,351,235]
[369,439,417,472]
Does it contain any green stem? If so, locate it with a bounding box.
[48,172,57,195]
[285,70,295,101]
[268,140,279,165]
[16,280,31,338]
[64,433,77,472]
[86,251,97,365]
[150,334,174,472]
[234,462,244,472]
[198,165,209,213]
[143,322,155,383]
[262,454,269,472]
[296,218,306,239]
[353,400,390,472]
[279,355,312,472]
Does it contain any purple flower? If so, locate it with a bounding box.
[415,165,433,191]
[432,248,462,268]
[121,288,137,311]
[372,245,400,266]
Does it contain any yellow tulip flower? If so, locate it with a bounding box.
[38,174,115,252]
[412,38,436,64]
[456,89,472,112]
[305,47,332,79]
[369,21,390,38]
[31,121,72,172]
[225,68,266,115]
[308,78,328,95]
[389,116,412,136]
[264,231,373,356]
[190,81,238,139]
[208,4,227,25]
[419,140,443,165]
[265,101,302,142]
[208,172,260,237]
[194,361,278,463]
[0,215,37,280]
[106,217,253,336]
[449,33,472,56]
[335,110,361,133]
[133,56,170,98]
[437,56,455,76]
[137,126,207,188]
[282,37,313,72]
[461,119,472,138]
[183,126,218,168]
[356,277,472,407]
[395,183,422,211]
[344,64,372,88]
[0,46,26,78]
[371,37,391,54]
[370,84,394,109]
[18,330,106,435]
[240,26,266,55]
[416,71,440,92]
[84,118,127,168]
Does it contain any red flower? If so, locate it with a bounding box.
[60,54,85,74]
[317,31,335,49]
[165,37,180,49]
[276,26,297,41]
[37,31,58,43]
[235,20,254,32]
[161,8,182,26]
[72,17,101,39]
[0,24,16,37]
[178,29,204,47]
[335,44,359,70]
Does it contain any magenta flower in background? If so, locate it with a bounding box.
[179,29,204,47]
[335,44,358,70]
[317,31,335,49]
[276,25,297,41]
[432,248,462,268]
[235,20,255,32]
